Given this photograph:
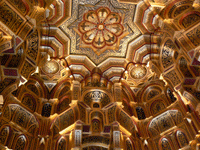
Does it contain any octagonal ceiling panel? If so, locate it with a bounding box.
[60,0,141,65]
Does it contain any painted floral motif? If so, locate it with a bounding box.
[78,7,124,55]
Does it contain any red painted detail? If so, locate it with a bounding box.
[3,68,18,76]
[3,49,15,54]
[188,50,194,58]
[16,37,22,46]
[183,78,196,85]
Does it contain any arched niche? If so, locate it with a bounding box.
[82,90,112,108]
[126,139,133,150]
[14,135,27,150]
[150,100,166,115]
[166,88,177,103]
[148,110,184,137]
[42,103,52,117]
[160,38,178,71]
[122,98,133,116]
[51,107,77,135]
[136,106,146,120]
[2,104,39,135]
[92,119,101,133]
[176,130,189,148]
[57,96,71,114]
[21,94,36,112]
[122,83,136,102]
[159,137,174,150]
[159,0,193,19]
[25,75,48,98]
[180,11,200,29]
[93,103,100,108]
[90,111,104,133]
[0,126,10,145]
[26,83,40,96]
[138,81,164,103]
[178,57,193,78]
[56,137,67,150]
[117,109,137,135]
[59,86,70,97]
[50,79,71,99]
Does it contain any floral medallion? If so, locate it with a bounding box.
[61,0,140,65]
[130,65,147,79]
[40,59,65,81]
[42,60,59,74]
[125,64,153,86]
[78,7,126,55]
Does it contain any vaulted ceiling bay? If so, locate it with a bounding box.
[0,0,200,149]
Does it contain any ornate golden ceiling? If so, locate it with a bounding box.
[0,0,200,149]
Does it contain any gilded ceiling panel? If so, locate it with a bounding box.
[60,0,141,65]
[0,0,200,149]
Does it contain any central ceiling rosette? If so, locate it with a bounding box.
[60,0,141,65]
[78,7,125,55]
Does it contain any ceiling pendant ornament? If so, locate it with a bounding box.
[78,7,127,56]
[124,63,153,86]
[42,60,60,74]
[40,59,67,82]
[130,65,147,79]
